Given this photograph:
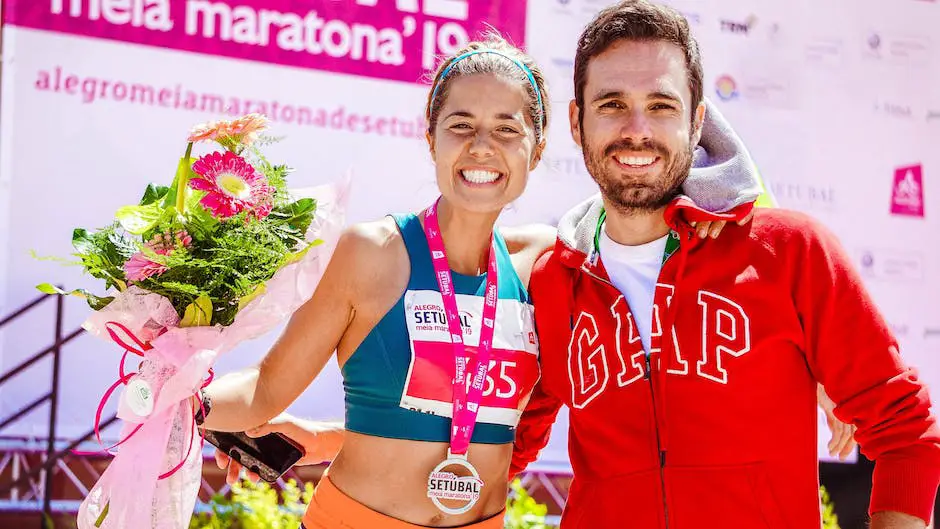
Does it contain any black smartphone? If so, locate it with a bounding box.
[203,429,305,483]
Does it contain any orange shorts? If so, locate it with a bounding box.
[300,474,506,529]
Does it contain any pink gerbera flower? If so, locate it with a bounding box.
[187,121,222,143]
[186,113,269,148]
[124,230,192,283]
[124,253,168,283]
[189,151,274,219]
[220,113,268,146]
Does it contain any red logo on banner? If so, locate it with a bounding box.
[890,164,925,218]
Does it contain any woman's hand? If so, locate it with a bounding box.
[213,413,345,485]
[690,208,756,239]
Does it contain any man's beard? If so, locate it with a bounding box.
[581,130,694,215]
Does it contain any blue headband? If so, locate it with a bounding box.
[429,49,544,131]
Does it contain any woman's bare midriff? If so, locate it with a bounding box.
[327,431,512,527]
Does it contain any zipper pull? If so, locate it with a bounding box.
[644,353,652,379]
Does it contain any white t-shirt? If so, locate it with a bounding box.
[598,228,668,354]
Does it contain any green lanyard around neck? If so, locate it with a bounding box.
[593,208,681,265]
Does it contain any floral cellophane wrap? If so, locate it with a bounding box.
[76,178,349,529]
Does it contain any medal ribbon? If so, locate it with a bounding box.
[423,197,499,458]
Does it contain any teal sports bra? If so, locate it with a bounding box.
[341,213,540,444]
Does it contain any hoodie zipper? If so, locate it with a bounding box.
[579,263,671,528]
[647,353,670,529]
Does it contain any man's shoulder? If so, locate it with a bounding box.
[732,208,849,266]
[752,207,821,227]
[528,241,580,302]
[748,208,832,243]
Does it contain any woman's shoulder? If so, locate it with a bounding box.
[332,217,409,287]
[340,216,404,252]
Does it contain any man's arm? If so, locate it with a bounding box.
[510,379,563,480]
[790,213,940,527]
[510,249,567,480]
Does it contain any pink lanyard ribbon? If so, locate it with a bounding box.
[423,198,499,458]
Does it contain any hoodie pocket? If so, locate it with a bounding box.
[563,470,666,529]
[666,462,787,528]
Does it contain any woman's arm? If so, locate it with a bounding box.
[200,223,384,431]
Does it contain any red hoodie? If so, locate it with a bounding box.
[510,195,940,528]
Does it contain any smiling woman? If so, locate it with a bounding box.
[196,32,558,529]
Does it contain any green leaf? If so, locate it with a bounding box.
[284,239,323,265]
[180,294,213,327]
[163,152,196,210]
[156,281,203,296]
[69,225,129,292]
[183,190,220,238]
[108,230,140,259]
[115,204,164,235]
[30,249,80,266]
[36,283,114,310]
[273,198,316,231]
[36,283,62,295]
[71,228,96,254]
[140,184,171,206]
[237,283,266,311]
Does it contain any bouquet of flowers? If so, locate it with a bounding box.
[38,114,348,529]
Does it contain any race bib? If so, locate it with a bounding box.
[401,290,540,426]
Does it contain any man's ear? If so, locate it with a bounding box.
[569,99,583,150]
[691,101,706,146]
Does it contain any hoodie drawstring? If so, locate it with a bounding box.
[568,263,583,331]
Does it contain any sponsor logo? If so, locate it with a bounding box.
[874,101,914,119]
[863,32,931,64]
[857,248,925,282]
[890,164,925,218]
[714,74,792,108]
[743,79,791,107]
[412,304,473,333]
[770,181,836,211]
[427,471,483,501]
[715,75,739,101]
[805,37,845,68]
[719,15,780,39]
[720,15,757,35]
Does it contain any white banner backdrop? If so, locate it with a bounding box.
[0,0,937,472]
